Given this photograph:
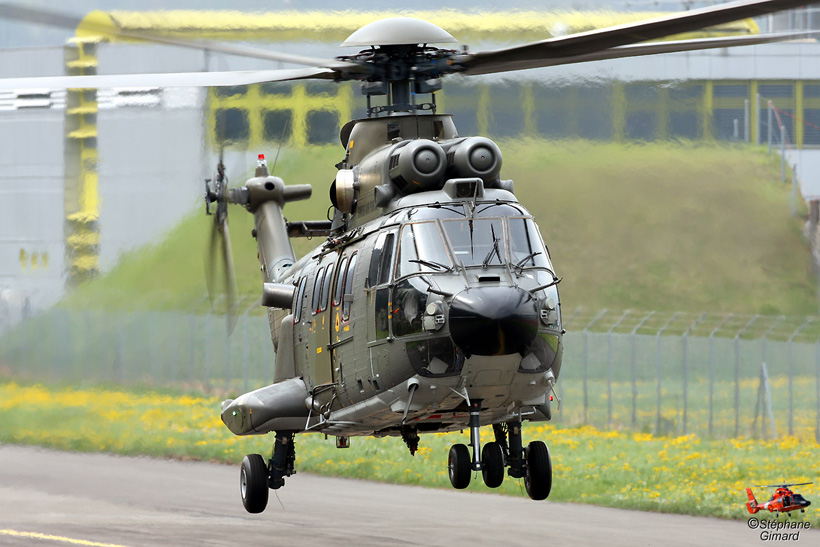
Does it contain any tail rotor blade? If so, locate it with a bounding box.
[220,219,239,335]
[205,219,220,303]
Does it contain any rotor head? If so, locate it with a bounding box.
[341,17,457,47]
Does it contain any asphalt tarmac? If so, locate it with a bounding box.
[0,444,815,546]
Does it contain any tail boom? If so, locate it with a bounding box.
[746,488,760,513]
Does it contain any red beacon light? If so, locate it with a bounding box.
[257,153,267,167]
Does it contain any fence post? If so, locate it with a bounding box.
[188,314,195,385]
[682,313,707,435]
[787,319,812,437]
[735,316,761,437]
[791,163,799,218]
[708,314,733,437]
[607,311,632,429]
[744,99,750,142]
[655,313,680,435]
[781,125,786,182]
[583,310,607,425]
[755,93,761,145]
[630,312,655,428]
[115,320,124,384]
[205,314,211,389]
[583,329,589,423]
[768,100,773,155]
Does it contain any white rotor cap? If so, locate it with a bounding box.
[342,17,457,47]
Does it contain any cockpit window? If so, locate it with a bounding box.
[396,221,451,278]
[441,218,506,267]
[408,205,466,220]
[508,217,552,269]
[475,203,525,217]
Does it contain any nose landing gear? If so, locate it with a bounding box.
[446,411,552,500]
[239,430,297,514]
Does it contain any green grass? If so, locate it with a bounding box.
[1,381,818,523]
[60,140,816,316]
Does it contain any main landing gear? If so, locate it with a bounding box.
[447,400,552,501]
[239,431,296,514]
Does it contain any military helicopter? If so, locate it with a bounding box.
[1,0,818,514]
[746,482,813,517]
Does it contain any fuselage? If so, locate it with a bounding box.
[258,184,562,438]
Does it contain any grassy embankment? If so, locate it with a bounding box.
[61,139,816,316]
[0,381,817,524]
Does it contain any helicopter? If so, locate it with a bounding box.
[746,482,813,517]
[1,0,818,514]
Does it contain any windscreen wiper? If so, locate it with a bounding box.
[482,225,503,268]
[409,258,450,271]
[513,251,542,271]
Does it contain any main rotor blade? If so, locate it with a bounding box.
[0,66,334,91]
[465,31,819,76]
[0,3,361,72]
[462,0,818,76]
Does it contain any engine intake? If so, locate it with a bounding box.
[388,139,447,194]
[447,137,502,184]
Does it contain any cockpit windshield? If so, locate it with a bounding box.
[441,218,506,267]
[396,221,452,277]
[394,213,552,279]
[508,217,552,269]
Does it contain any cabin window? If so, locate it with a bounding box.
[508,218,552,269]
[396,222,450,278]
[319,263,334,312]
[333,256,348,306]
[375,288,390,339]
[441,218,506,267]
[293,277,307,323]
[368,232,396,287]
[378,233,395,285]
[311,266,325,314]
[342,252,358,321]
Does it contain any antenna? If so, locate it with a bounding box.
[271,118,290,173]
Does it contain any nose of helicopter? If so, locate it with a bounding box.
[448,286,539,356]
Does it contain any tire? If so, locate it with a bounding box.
[448,444,472,489]
[240,454,269,513]
[524,441,552,501]
[482,441,505,488]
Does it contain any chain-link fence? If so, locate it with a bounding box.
[559,309,820,441]
[1,307,819,440]
[0,307,274,394]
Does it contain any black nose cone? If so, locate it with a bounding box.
[449,286,539,356]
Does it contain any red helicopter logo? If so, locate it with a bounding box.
[746,482,813,517]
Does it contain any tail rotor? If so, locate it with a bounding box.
[204,149,239,334]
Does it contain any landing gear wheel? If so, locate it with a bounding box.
[524,441,552,501]
[448,444,471,490]
[240,454,269,513]
[482,441,505,488]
